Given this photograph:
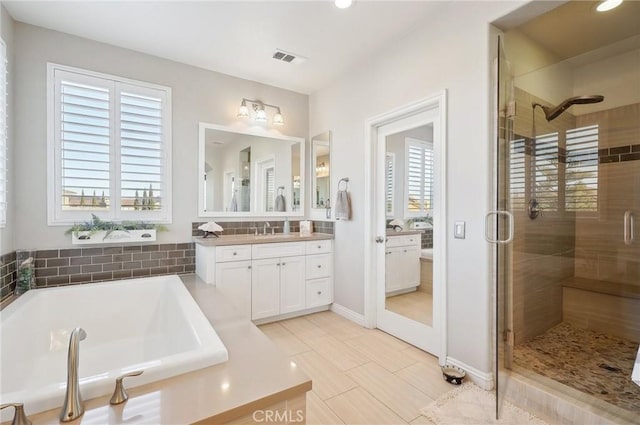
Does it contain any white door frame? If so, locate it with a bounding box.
[363,90,448,363]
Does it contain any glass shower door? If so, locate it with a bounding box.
[492,35,515,419]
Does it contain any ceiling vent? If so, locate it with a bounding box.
[272,49,307,64]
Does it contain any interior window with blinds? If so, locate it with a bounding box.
[48,65,171,224]
[0,40,7,228]
[405,139,433,216]
[565,124,598,212]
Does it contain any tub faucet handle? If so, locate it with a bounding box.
[1,403,32,425]
[110,371,144,405]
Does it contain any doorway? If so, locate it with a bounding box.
[365,92,447,360]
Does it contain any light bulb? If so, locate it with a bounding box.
[596,0,623,12]
[237,100,249,118]
[335,0,352,9]
[273,111,284,126]
[255,107,267,122]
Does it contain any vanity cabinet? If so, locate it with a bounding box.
[196,238,333,322]
[385,234,420,294]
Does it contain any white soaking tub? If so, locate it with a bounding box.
[0,275,228,420]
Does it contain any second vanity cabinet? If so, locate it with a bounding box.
[385,234,421,294]
[196,238,333,322]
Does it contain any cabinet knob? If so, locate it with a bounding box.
[277,263,281,266]
[317,245,321,249]
[248,265,252,270]
[317,291,322,295]
[317,265,321,268]
[282,262,286,266]
[233,252,237,256]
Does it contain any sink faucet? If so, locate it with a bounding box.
[60,328,87,422]
[263,221,271,235]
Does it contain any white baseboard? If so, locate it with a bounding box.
[446,357,494,390]
[330,303,366,327]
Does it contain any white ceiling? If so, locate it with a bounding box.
[4,1,443,94]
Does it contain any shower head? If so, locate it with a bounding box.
[532,95,604,121]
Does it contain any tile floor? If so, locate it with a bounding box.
[259,311,457,424]
[513,322,640,412]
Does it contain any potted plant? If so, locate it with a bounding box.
[66,214,167,245]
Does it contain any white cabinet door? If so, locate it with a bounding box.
[279,255,306,314]
[215,260,252,320]
[401,245,421,289]
[385,247,403,293]
[251,258,280,320]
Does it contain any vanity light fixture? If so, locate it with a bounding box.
[596,0,623,12]
[335,0,353,9]
[237,98,284,126]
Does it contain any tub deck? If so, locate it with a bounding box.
[11,275,311,424]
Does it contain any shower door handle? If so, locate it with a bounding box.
[624,211,635,245]
[484,211,514,244]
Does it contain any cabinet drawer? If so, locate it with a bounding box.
[305,239,332,255]
[386,234,421,247]
[252,242,305,260]
[306,278,332,308]
[306,253,332,279]
[216,245,252,262]
[403,234,421,246]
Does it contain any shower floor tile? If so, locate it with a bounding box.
[513,322,640,412]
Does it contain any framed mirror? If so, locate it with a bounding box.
[310,131,331,220]
[198,123,305,217]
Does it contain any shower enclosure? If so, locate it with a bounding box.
[493,1,640,422]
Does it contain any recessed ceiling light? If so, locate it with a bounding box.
[335,0,353,9]
[596,0,623,12]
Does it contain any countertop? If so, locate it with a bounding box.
[18,275,311,425]
[195,232,333,247]
[386,229,424,236]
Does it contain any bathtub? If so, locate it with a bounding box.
[420,248,433,260]
[0,275,228,420]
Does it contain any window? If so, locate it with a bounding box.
[385,153,395,217]
[565,124,598,212]
[47,64,171,224]
[533,132,559,212]
[0,39,7,228]
[405,138,433,217]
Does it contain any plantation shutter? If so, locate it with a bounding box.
[119,86,165,211]
[533,132,559,211]
[509,137,526,210]
[0,40,6,227]
[406,140,433,216]
[386,153,394,216]
[565,125,598,212]
[60,77,111,211]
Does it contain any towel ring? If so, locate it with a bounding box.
[338,177,349,191]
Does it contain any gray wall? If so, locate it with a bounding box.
[0,6,14,254]
[13,22,309,249]
[309,0,525,377]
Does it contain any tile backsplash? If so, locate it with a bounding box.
[0,251,17,301]
[1,242,195,301]
[192,220,335,237]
